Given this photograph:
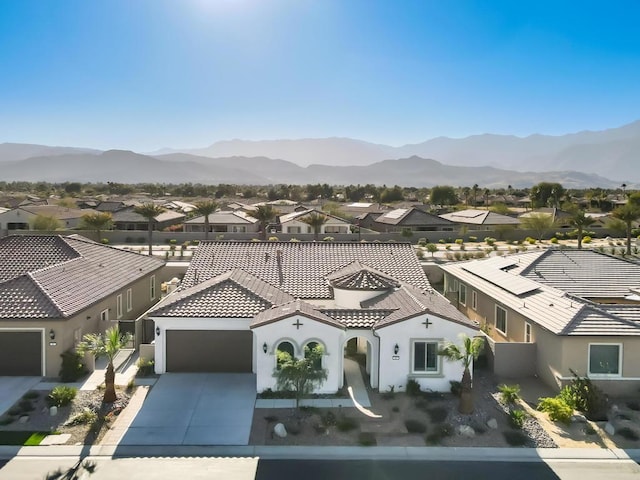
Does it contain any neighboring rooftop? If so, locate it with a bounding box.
[439,209,520,226]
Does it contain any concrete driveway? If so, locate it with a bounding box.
[0,377,41,416]
[119,373,256,446]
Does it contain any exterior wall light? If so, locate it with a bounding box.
[394,343,399,355]
[263,342,268,354]
[49,329,56,340]
[155,326,160,336]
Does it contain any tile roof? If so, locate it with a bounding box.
[111,207,185,223]
[149,269,294,318]
[326,261,400,291]
[319,309,393,328]
[375,207,454,226]
[19,205,91,220]
[183,242,430,299]
[439,209,520,226]
[251,298,344,329]
[184,211,258,225]
[0,235,164,319]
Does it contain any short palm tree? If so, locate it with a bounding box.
[301,212,328,241]
[569,209,596,250]
[194,200,218,241]
[80,212,113,242]
[247,205,279,241]
[134,203,165,255]
[77,326,132,403]
[439,334,484,414]
[611,204,640,256]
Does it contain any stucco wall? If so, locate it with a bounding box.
[482,333,537,378]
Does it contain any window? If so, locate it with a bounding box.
[126,288,133,312]
[276,341,295,370]
[495,305,507,335]
[459,284,467,306]
[413,341,439,373]
[471,290,478,311]
[304,341,323,370]
[287,226,301,234]
[588,344,621,376]
[150,275,156,300]
[524,322,532,343]
[325,225,347,234]
[116,294,123,319]
[100,309,109,322]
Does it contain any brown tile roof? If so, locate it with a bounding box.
[251,298,343,329]
[0,235,164,319]
[326,261,400,291]
[320,309,393,328]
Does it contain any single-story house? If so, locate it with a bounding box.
[277,209,352,235]
[112,207,185,231]
[0,205,92,233]
[439,209,520,231]
[183,210,259,234]
[441,249,640,395]
[371,207,457,233]
[147,242,478,394]
[518,208,574,228]
[0,235,165,377]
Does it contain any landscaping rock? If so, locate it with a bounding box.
[18,415,29,424]
[49,406,58,417]
[273,423,287,438]
[486,418,498,429]
[570,414,587,423]
[605,422,616,436]
[456,425,475,438]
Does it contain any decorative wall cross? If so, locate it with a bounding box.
[293,319,304,330]
[422,318,433,329]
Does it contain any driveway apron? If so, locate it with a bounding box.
[119,373,256,446]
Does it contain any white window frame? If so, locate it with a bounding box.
[116,294,123,319]
[495,305,507,336]
[411,340,441,374]
[524,322,532,343]
[459,284,467,306]
[150,275,156,300]
[471,290,478,311]
[126,288,133,312]
[100,309,109,322]
[588,343,622,377]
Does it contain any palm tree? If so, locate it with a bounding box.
[462,187,471,206]
[611,204,640,255]
[439,334,484,414]
[134,203,165,255]
[80,212,113,242]
[77,326,132,403]
[569,209,596,250]
[247,205,279,241]
[301,212,328,240]
[471,184,479,207]
[193,200,218,241]
[483,188,490,210]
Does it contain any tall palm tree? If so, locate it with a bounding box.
[301,212,328,241]
[611,204,640,255]
[439,334,484,414]
[569,209,596,250]
[471,184,479,207]
[134,203,165,255]
[247,205,279,241]
[194,200,218,241]
[80,212,113,242]
[77,326,132,403]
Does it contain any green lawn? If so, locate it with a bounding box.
[0,431,50,446]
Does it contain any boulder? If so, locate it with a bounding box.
[456,425,475,438]
[604,422,615,436]
[570,414,587,423]
[49,406,58,417]
[273,423,287,438]
[486,418,498,430]
[18,415,29,424]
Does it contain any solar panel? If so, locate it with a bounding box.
[462,262,539,296]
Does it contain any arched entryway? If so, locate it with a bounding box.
[342,336,375,389]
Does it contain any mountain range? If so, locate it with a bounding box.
[1,120,638,188]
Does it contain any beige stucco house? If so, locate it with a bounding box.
[441,249,640,395]
[0,235,165,377]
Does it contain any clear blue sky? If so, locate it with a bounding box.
[1,0,639,151]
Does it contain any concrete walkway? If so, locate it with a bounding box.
[101,386,150,446]
[343,358,371,407]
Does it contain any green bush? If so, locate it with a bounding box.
[59,350,86,382]
[323,236,335,242]
[526,237,536,245]
[67,408,98,426]
[169,239,177,245]
[100,238,109,244]
[503,430,529,446]
[336,416,358,432]
[321,411,337,427]
[418,238,428,246]
[438,239,446,244]
[498,384,520,404]
[582,236,592,244]
[484,237,496,246]
[48,386,78,407]
[558,370,608,421]
[406,379,421,397]
[23,391,39,400]
[468,236,477,242]
[268,236,279,241]
[455,239,464,245]
[550,237,558,244]
[509,409,527,429]
[404,419,427,433]
[136,357,155,377]
[537,397,572,424]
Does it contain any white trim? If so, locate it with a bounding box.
[524,322,532,343]
[471,290,477,311]
[410,339,441,375]
[100,309,109,322]
[116,294,123,319]
[150,275,156,300]
[126,288,133,312]
[459,283,467,306]
[0,327,46,376]
[495,304,507,336]
[588,343,622,378]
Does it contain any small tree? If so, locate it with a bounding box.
[80,212,113,242]
[274,344,328,409]
[31,214,61,231]
[301,212,328,241]
[426,243,438,257]
[77,326,132,403]
[520,212,555,242]
[568,209,596,250]
[439,334,484,414]
[134,203,165,255]
[247,205,279,241]
[194,200,217,241]
[611,204,640,256]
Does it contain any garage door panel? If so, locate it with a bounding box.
[166,330,252,373]
[0,331,42,376]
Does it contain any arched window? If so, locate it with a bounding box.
[276,341,295,370]
[304,341,323,370]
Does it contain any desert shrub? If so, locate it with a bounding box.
[268,236,279,241]
[537,397,572,424]
[455,239,464,245]
[582,236,592,244]
[425,423,452,444]
[484,237,496,246]
[23,391,39,400]
[358,432,377,446]
[286,421,302,435]
[427,407,449,424]
[59,350,86,382]
[449,380,462,397]
[550,237,558,244]
[468,236,477,242]
[322,411,337,427]
[453,251,462,260]
[126,378,136,392]
[617,427,640,441]
[100,238,109,244]
[559,370,608,420]
[67,408,98,426]
[526,237,536,245]
[169,239,177,245]
[19,400,34,412]
[416,249,425,259]
[406,379,421,397]
[323,236,335,242]
[336,416,358,432]
[404,419,427,434]
[48,386,78,407]
[136,357,155,377]
[503,430,529,446]
[509,409,527,429]
[417,238,428,246]
[498,384,521,404]
[438,239,446,244]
